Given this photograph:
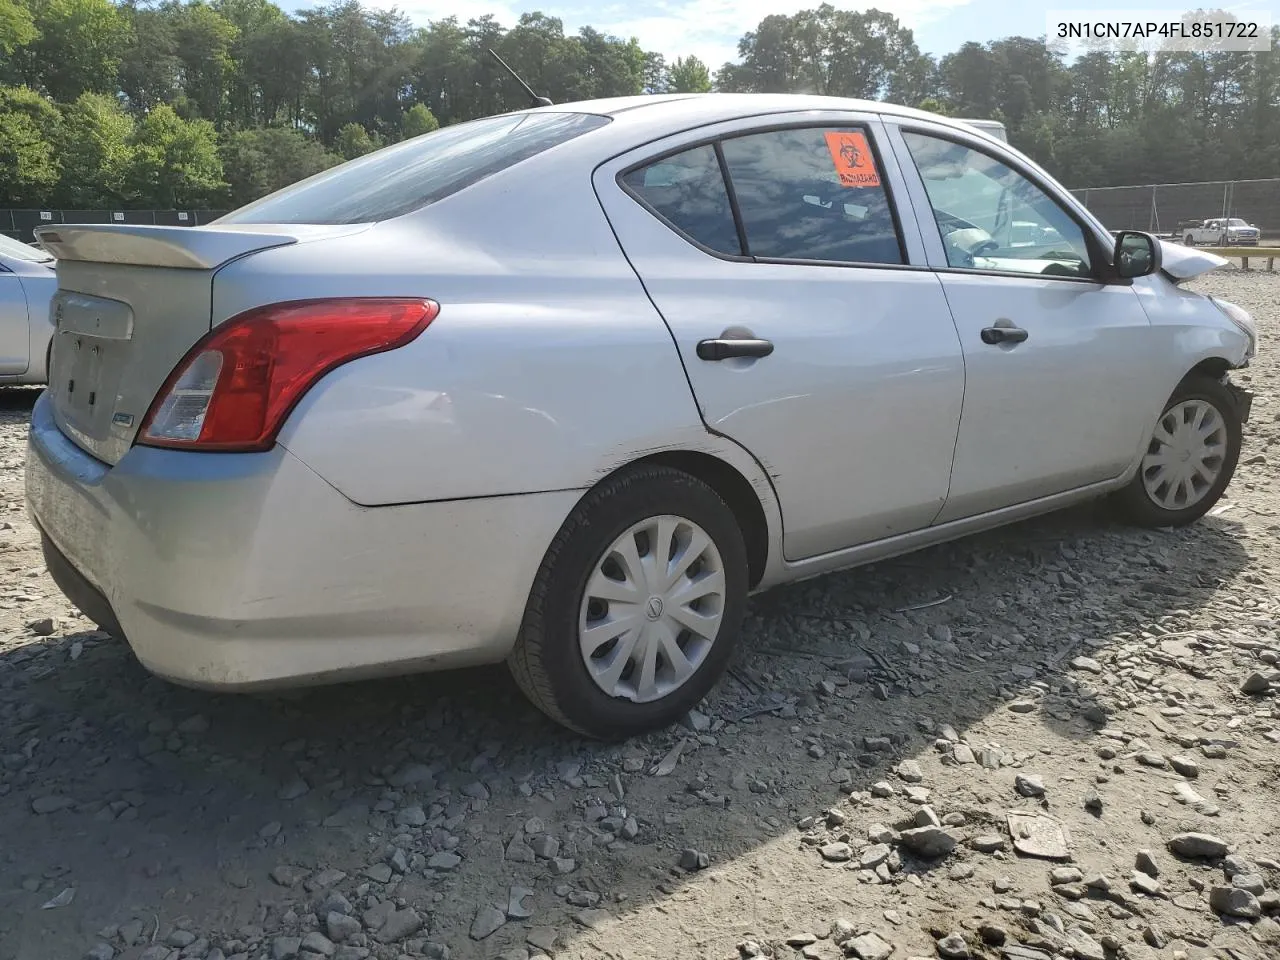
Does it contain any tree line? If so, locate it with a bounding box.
[1,1,1276,213]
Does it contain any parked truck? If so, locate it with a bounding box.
[1182,217,1261,247]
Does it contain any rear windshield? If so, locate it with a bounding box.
[217,111,611,226]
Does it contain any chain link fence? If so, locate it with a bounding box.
[1,209,229,243]
[1068,179,1280,241]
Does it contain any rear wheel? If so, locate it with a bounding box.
[1113,374,1242,527]
[508,465,748,740]
[1183,234,1195,246]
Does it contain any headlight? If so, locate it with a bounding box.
[1210,296,1257,360]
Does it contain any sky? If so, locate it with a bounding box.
[280,0,1278,67]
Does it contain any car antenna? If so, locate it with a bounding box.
[488,48,553,107]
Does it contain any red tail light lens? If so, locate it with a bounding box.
[138,298,438,452]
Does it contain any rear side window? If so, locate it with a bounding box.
[720,127,903,265]
[620,125,904,265]
[620,145,742,255]
[218,112,611,225]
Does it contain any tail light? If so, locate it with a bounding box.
[137,298,437,452]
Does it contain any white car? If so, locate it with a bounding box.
[26,94,1257,739]
[1010,220,1064,248]
[0,232,56,386]
[1183,217,1261,247]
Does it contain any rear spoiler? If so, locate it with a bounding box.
[33,223,307,270]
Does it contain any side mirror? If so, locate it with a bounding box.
[1113,230,1161,279]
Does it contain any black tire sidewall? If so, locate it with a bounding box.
[532,470,748,739]
[1123,376,1242,526]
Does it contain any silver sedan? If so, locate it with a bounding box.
[25,94,1257,739]
[0,232,55,386]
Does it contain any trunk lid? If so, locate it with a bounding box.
[34,223,359,465]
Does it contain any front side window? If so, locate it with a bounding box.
[620,145,742,255]
[902,131,1093,279]
[720,127,903,264]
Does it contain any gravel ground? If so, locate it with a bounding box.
[1,271,1279,960]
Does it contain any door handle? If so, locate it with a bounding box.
[696,338,774,361]
[980,325,1029,345]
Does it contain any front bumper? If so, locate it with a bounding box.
[25,391,577,689]
[1227,381,1254,423]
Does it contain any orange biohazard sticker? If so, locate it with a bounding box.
[824,130,881,188]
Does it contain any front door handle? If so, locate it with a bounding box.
[696,338,774,361]
[980,325,1029,345]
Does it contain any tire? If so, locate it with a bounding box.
[1113,373,1242,528]
[508,464,749,740]
[1183,235,1195,246]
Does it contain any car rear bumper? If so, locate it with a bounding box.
[25,391,577,689]
[40,531,122,638]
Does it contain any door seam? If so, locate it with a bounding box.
[928,272,968,527]
[587,172,789,544]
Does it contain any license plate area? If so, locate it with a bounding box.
[51,292,134,442]
[64,335,111,416]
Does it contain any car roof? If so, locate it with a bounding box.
[524,93,1001,143]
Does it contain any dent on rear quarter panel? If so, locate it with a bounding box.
[277,290,721,506]
[229,158,725,508]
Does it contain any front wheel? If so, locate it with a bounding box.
[509,465,749,740]
[1113,374,1243,527]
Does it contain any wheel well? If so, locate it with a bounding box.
[610,450,770,588]
[1187,357,1231,382]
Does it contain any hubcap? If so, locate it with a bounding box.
[578,515,725,704]
[1141,399,1228,511]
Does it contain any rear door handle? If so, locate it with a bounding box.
[696,338,774,361]
[980,325,1029,345]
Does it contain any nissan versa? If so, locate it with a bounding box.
[25,94,1257,739]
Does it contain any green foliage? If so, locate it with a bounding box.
[129,104,225,207]
[57,92,135,206]
[727,10,1280,187]
[401,103,439,139]
[667,56,711,93]
[0,85,62,206]
[171,2,239,124]
[15,0,129,102]
[0,0,38,56]
[725,6,929,100]
[221,125,339,206]
[0,3,1276,210]
[335,121,378,160]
